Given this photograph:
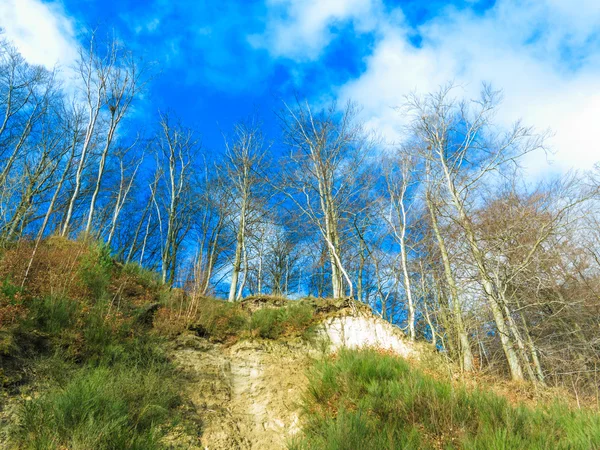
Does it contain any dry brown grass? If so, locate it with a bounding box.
[411,341,595,411]
[0,236,99,301]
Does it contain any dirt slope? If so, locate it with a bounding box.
[170,334,313,450]
[166,299,417,449]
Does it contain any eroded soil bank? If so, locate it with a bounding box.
[169,333,314,450]
[165,298,418,449]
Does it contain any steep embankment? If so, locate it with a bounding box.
[171,335,309,449]
[167,296,418,450]
[0,238,190,449]
[0,239,417,450]
[167,297,600,450]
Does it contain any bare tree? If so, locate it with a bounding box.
[153,112,200,285]
[0,39,58,197]
[61,32,109,236]
[422,156,476,371]
[279,100,372,298]
[191,167,230,296]
[222,119,268,301]
[406,83,546,381]
[383,151,418,341]
[84,38,144,235]
[106,144,143,245]
[21,101,84,286]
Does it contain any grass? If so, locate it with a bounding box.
[26,295,80,336]
[250,302,316,340]
[185,297,249,342]
[77,241,113,301]
[120,262,162,289]
[6,293,184,450]
[290,349,600,450]
[16,364,180,450]
[181,297,318,343]
[0,241,186,450]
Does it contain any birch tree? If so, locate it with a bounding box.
[106,144,143,245]
[422,157,475,371]
[384,151,418,341]
[84,39,143,234]
[0,39,58,196]
[154,113,200,285]
[61,32,109,236]
[406,84,546,380]
[279,100,372,298]
[222,120,268,302]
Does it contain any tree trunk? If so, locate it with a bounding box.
[426,191,475,371]
[61,100,101,237]
[228,195,247,302]
[440,159,524,380]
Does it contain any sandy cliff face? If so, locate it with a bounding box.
[320,312,415,359]
[169,301,414,450]
[169,335,311,450]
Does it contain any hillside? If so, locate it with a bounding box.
[1,239,599,449]
[165,296,417,450]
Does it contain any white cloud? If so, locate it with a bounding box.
[258,0,600,176]
[0,0,79,70]
[133,17,161,35]
[344,1,600,176]
[249,0,390,61]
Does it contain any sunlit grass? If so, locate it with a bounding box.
[291,349,600,450]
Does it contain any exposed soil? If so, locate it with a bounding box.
[169,333,314,450]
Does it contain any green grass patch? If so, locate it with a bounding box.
[249,303,315,340]
[1,243,187,449]
[78,241,113,302]
[15,363,180,450]
[120,262,162,290]
[6,291,184,449]
[291,349,600,450]
[187,299,317,343]
[1,277,23,301]
[190,298,249,342]
[7,294,184,449]
[26,296,80,336]
[0,239,192,450]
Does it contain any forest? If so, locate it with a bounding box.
[1,28,599,400]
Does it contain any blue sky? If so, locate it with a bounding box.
[2,0,600,174]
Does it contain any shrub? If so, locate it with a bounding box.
[186,298,249,342]
[0,278,26,327]
[78,242,113,302]
[119,262,161,293]
[291,349,600,450]
[1,238,187,449]
[26,296,81,336]
[0,237,97,302]
[285,303,315,337]
[250,307,286,339]
[1,277,23,300]
[249,302,316,340]
[152,305,188,337]
[10,294,182,449]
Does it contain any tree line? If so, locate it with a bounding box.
[2,30,600,396]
